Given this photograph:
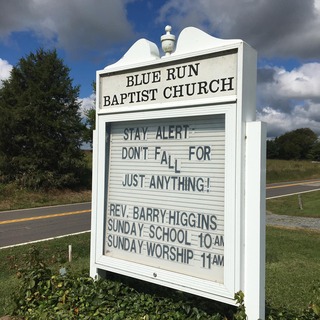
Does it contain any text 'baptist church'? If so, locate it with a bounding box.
[101,53,237,107]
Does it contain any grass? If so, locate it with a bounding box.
[0,228,319,316]
[267,190,320,218]
[266,227,320,313]
[267,159,320,184]
[0,151,93,211]
[0,182,92,211]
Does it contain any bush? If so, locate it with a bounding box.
[12,247,230,319]
[12,247,319,319]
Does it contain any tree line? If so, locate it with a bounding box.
[267,128,320,161]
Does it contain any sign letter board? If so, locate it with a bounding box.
[91,27,265,319]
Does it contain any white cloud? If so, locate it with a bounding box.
[158,0,320,59]
[257,62,320,137]
[259,63,320,101]
[257,101,320,138]
[0,58,12,87]
[275,64,320,99]
[78,93,95,118]
[257,107,292,138]
[0,0,135,57]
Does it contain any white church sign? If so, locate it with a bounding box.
[91,26,266,320]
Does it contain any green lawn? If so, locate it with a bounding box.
[267,190,320,218]
[266,227,320,314]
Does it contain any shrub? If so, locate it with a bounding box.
[12,247,319,319]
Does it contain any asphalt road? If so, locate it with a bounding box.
[1,179,319,248]
[266,179,320,199]
[0,202,91,248]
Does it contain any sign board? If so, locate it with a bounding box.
[106,114,226,283]
[90,27,266,320]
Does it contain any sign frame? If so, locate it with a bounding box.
[90,27,265,319]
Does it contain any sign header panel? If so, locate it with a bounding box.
[100,51,237,108]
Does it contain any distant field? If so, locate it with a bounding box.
[267,159,320,183]
[0,151,92,211]
[0,183,91,211]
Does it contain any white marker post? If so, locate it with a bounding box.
[68,244,72,263]
[90,26,266,319]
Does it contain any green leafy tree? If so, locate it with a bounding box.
[266,139,280,159]
[308,140,320,161]
[276,128,318,160]
[0,48,86,189]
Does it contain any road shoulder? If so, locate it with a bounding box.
[267,211,320,231]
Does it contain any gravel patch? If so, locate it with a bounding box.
[267,212,320,231]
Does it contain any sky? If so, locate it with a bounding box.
[0,0,319,138]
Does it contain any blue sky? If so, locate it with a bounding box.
[0,0,319,138]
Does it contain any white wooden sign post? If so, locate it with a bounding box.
[90,26,266,320]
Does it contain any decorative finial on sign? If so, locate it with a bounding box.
[161,25,175,56]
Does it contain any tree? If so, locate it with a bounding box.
[274,128,318,160]
[308,140,320,161]
[266,139,279,159]
[83,82,96,148]
[0,48,86,189]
